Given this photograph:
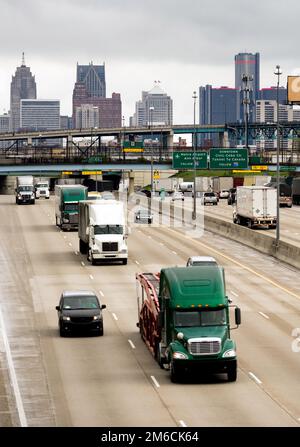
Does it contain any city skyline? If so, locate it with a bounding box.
[0,0,300,124]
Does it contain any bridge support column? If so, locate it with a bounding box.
[128,171,135,196]
[219,131,229,148]
[27,137,32,147]
[67,135,73,159]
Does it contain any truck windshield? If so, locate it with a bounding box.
[94,225,123,235]
[174,309,226,327]
[19,186,33,192]
[64,203,78,211]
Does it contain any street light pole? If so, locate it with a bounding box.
[192,91,197,220]
[274,65,282,248]
[149,106,154,209]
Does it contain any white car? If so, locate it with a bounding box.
[219,189,230,199]
[201,192,218,205]
[186,256,218,266]
[171,191,184,201]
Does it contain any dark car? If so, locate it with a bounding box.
[227,188,236,205]
[134,208,153,224]
[55,290,106,337]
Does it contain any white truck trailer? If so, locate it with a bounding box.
[78,200,128,265]
[233,186,277,229]
[15,176,35,204]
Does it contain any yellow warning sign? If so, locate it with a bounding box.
[153,170,160,179]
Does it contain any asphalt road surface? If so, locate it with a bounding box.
[0,195,299,427]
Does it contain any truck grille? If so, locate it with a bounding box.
[188,338,221,356]
[22,195,31,200]
[102,242,118,252]
[69,214,78,223]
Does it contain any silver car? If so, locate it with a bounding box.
[201,192,218,205]
[186,256,218,266]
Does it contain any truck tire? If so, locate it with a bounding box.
[155,342,165,369]
[79,239,87,254]
[59,324,66,337]
[170,361,180,383]
[227,365,237,382]
[247,220,252,229]
[98,326,104,336]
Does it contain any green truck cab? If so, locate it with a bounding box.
[55,184,88,230]
[137,265,241,383]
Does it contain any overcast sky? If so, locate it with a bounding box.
[0,0,300,124]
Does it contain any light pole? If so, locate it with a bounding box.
[149,106,154,208]
[241,74,253,149]
[192,91,197,220]
[274,65,282,248]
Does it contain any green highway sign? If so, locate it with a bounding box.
[210,148,248,169]
[280,166,297,171]
[172,151,208,169]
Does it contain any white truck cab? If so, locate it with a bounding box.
[35,182,50,199]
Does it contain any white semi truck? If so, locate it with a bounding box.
[78,200,128,265]
[34,179,50,199]
[233,186,277,229]
[15,176,35,204]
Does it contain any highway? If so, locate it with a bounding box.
[0,194,300,427]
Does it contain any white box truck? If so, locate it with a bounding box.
[34,179,50,199]
[233,186,277,229]
[78,200,128,265]
[15,176,35,204]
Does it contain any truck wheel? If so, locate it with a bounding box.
[59,324,66,337]
[170,361,180,383]
[98,326,104,336]
[79,239,87,254]
[247,220,252,229]
[227,365,237,382]
[155,343,165,369]
[122,259,128,265]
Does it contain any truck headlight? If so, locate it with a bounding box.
[31,193,35,198]
[18,194,22,198]
[93,315,101,321]
[63,218,69,223]
[172,352,188,360]
[92,248,99,254]
[222,349,236,358]
[120,249,127,253]
[62,316,70,321]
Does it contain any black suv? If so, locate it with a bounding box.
[227,188,236,205]
[56,290,106,336]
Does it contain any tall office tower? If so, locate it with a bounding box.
[130,84,173,126]
[72,62,121,128]
[10,53,37,131]
[20,99,60,145]
[235,52,260,122]
[0,113,10,148]
[75,104,100,128]
[77,62,106,98]
[199,85,236,145]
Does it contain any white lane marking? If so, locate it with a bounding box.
[89,274,94,280]
[74,251,78,255]
[68,242,72,247]
[135,260,140,265]
[230,290,239,297]
[63,235,67,239]
[148,236,152,239]
[150,375,160,388]
[0,307,27,427]
[81,261,85,267]
[112,313,118,321]
[128,339,136,349]
[259,311,269,320]
[99,290,104,297]
[179,420,187,427]
[249,371,262,385]
[172,250,177,255]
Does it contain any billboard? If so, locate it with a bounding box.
[287,76,300,103]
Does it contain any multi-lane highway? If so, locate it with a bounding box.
[0,195,300,427]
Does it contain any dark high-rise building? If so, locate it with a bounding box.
[199,85,236,146]
[260,86,287,104]
[235,52,260,122]
[10,53,37,131]
[76,62,106,98]
[199,85,236,125]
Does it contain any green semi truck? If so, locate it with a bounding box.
[55,184,88,230]
[136,265,241,382]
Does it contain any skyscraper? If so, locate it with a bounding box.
[10,53,37,131]
[77,62,106,98]
[72,62,121,128]
[235,52,260,122]
[130,83,173,126]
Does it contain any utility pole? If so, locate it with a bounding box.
[274,65,282,248]
[241,74,253,149]
[192,91,197,220]
[149,106,154,210]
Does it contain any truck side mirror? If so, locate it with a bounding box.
[101,304,106,310]
[55,305,60,311]
[235,307,241,326]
